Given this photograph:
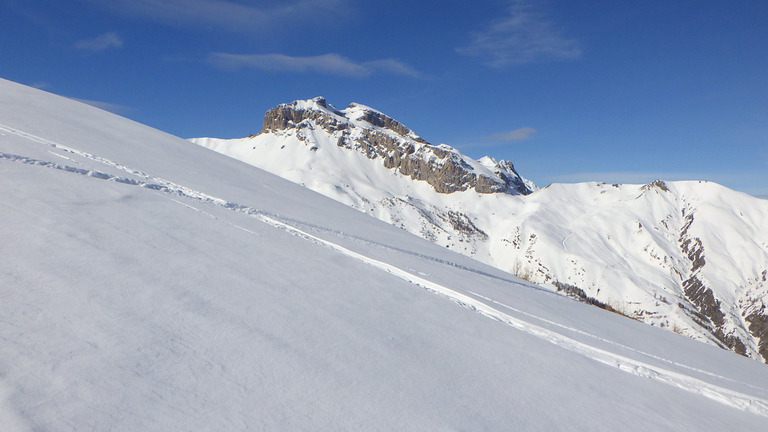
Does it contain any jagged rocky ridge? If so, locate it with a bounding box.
[260,97,534,195]
[193,98,768,363]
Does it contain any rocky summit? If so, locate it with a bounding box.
[260,97,534,195]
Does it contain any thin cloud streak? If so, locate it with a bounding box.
[209,53,424,78]
[69,97,131,115]
[457,0,581,66]
[30,82,52,90]
[86,0,348,31]
[362,59,425,79]
[74,32,124,51]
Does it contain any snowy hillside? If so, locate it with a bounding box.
[193,97,768,363]
[4,78,768,430]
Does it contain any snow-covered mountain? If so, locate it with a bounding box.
[5,78,768,430]
[193,97,768,363]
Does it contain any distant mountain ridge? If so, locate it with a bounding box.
[192,97,768,363]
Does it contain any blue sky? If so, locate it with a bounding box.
[2,0,767,197]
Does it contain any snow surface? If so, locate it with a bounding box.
[3,78,768,430]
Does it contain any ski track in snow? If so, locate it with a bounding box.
[270,216,553,294]
[4,125,768,417]
[466,290,768,394]
[562,231,573,251]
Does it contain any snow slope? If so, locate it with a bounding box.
[193,98,768,363]
[3,78,768,430]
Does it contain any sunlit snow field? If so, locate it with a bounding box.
[2,78,768,430]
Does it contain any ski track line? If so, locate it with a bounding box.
[267,216,554,295]
[562,231,573,251]
[466,290,768,394]
[0,123,151,180]
[0,151,242,211]
[5,126,768,417]
[1,151,268,240]
[164,196,262,237]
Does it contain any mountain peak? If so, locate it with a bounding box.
[259,97,534,195]
[297,96,333,110]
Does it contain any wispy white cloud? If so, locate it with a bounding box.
[210,53,366,76]
[490,127,537,141]
[69,97,130,115]
[361,59,425,79]
[74,32,124,52]
[87,0,348,31]
[209,53,424,78]
[457,0,581,66]
[30,82,52,90]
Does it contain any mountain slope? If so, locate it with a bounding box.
[193,97,768,362]
[4,78,768,430]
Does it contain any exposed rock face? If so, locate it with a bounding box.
[261,97,348,134]
[642,179,671,193]
[484,159,535,195]
[260,97,533,196]
[747,311,768,361]
[742,270,768,362]
[348,103,424,141]
[678,211,748,356]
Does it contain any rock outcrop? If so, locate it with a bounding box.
[261,97,533,196]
